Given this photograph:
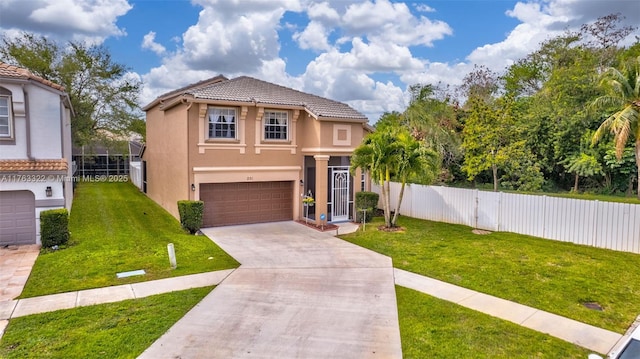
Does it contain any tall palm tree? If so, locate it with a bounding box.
[591,56,640,199]
[350,130,399,228]
[391,130,439,226]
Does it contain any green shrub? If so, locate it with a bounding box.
[40,208,69,247]
[355,191,379,223]
[177,200,204,234]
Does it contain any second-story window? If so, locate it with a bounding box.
[263,110,288,140]
[208,107,236,139]
[0,95,12,138]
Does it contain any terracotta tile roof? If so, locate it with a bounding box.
[0,159,68,172]
[152,76,367,120]
[191,76,367,120]
[0,62,65,92]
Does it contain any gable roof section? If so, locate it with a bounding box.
[142,75,228,111]
[0,62,65,92]
[145,75,367,121]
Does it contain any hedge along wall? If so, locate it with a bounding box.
[177,200,204,234]
[355,191,379,223]
[40,208,69,247]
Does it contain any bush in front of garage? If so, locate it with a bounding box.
[355,191,379,223]
[40,208,69,248]
[177,200,204,234]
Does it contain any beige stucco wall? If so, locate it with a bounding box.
[145,104,190,219]
[145,98,370,223]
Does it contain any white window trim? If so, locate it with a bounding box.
[0,95,13,139]
[262,110,290,142]
[207,106,238,141]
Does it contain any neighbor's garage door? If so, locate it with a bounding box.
[0,191,36,246]
[201,181,293,227]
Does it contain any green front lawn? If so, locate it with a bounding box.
[397,286,591,358]
[0,286,594,358]
[0,287,212,358]
[22,181,239,297]
[341,216,640,333]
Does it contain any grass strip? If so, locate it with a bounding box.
[0,287,212,358]
[397,286,592,358]
[341,216,640,333]
[21,182,239,297]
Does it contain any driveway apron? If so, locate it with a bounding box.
[138,222,402,359]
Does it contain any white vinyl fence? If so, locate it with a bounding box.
[129,161,143,191]
[373,183,640,254]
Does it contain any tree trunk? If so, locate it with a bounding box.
[636,139,640,200]
[379,177,391,228]
[573,173,579,192]
[392,181,405,227]
[384,168,393,227]
[492,163,498,192]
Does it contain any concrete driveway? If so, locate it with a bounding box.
[139,221,402,359]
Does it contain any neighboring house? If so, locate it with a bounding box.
[143,75,372,227]
[0,62,73,246]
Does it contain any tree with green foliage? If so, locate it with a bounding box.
[462,95,544,192]
[403,83,461,182]
[0,32,143,146]
[603,147,637,195]
[565,153,603,192]
[591,56,640,199]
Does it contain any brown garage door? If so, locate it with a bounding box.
[0,191,36,246]
[201,181,293,227]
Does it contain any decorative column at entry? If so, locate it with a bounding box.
[313,155,329,223]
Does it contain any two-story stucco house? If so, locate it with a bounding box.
[0,62,73,246]
[143,75,372,227]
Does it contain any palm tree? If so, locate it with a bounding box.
[350,130,399,228]
[391,130,439,226]
[591,56,640,199]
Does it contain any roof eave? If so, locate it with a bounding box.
[315,116,368,123]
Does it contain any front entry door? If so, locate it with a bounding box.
[332,170,350,221]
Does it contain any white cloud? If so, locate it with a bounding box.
[338,38,424,72]
[293,21,333,51]
[414,3,435,13]
[400,61,471,89]
[307,1,341,24]
[341,0,452,47]
[140,0,303,105]
[347,81,407,121]
[141,31,166,56]
[177,1,299,73]
[0,0,132,43]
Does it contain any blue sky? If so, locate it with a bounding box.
[1,0,639,122]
